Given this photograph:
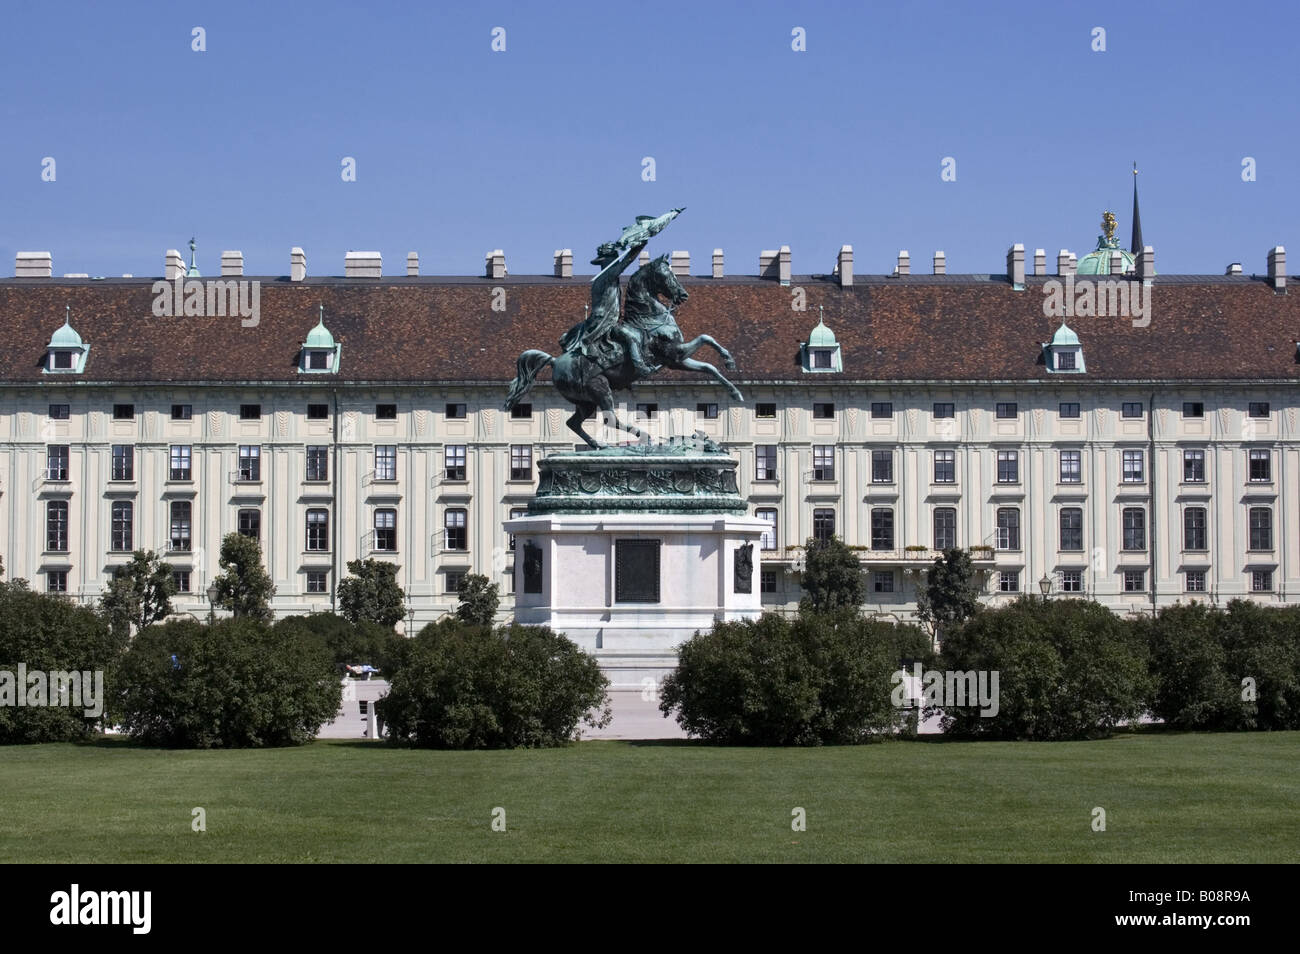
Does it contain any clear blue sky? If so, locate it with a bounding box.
[2,0,1295,277]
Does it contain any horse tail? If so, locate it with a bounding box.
[504,349,554,410]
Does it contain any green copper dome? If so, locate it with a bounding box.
[304,317,335,349]
[1077,238,1135,275]
[808,318,838,347]
[1050,322,1080,347]
[48,319,84,349]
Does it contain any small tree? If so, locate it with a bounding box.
[456,573,500,626]
[212,533,275,623]
[916,548,984,647]
[337,559,406,628]
[100,550,176,636]
[798,537,863,616]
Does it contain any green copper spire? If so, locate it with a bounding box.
[187,237,200,277]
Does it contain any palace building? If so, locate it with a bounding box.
[0,217,1295,629]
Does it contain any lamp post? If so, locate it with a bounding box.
[206,582,219,624]
[1038,573,1052,602]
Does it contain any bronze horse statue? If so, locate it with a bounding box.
[505,254,743,449]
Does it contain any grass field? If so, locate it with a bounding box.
[1,732,1296,863]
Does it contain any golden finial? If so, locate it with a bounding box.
[1101,211,1117,242]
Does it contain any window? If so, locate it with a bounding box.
[1061,570,1082,593]
[996,450,1019,483]
[871,449,894,483]
[1059,508,1083,551]
[239,403,261,420]
[934,450,955,483]
[376,403,397,420]
[306,351,329,371]
[870,402,893,419]
[696,403,718,419]
[1122,508,1146,551]
[47,501,68,552]
[507,507,527,551]
[1252,570,1273,592]
[813,402,835,420]
[1056,350,1076,370]
[757,509,778,550]
[444,509,468,551]
[307,571,328,594]
[1183,449,1205,483]
[1249,507,1272,550]
[755,445,777,481]
[111,445,133,481]
[1123,569,1146,592]
[1059,450,1081,483]
[51,351,74,370]
[171,404,192,420]
[48,403,70,420]
[1184,507,1207,551]
[996,508,1020,550]
[760,570,777,594]
[163,569,189,595]
[306,509,330,551]
[111,501,133,551]
[48,570,68,593]
[374,445,397,481]
[812,508,835,544]
[306,446,328,482]
[445,445,466,481]
[374,509,397,552]
[635,403,658,419]
[999,570,1020,593]
[933,508,956,550]
[1183,402,1204,418]
[112,403,134,420]
[47,445,69,480]
[169,501,192,552]
[237,445,260,481]
[307,403,329,420]
[238,509,260,541]
[445,571,466,595]
[510,445,532,481]
[871,508,894,551]
[1185,570,1206,593]
[1249,402,1270,418]
[1058,402,1080,419]
[1122,449,1145,483]
[995,402,1017,419]
[1122,402,1143,419]
[932,402,955,419]
[755,403,777,419]
[445,403,467,419]
[872,571,895,594]
[812,446,835,481]
[811,349,833,369]
[169,445,192,481]
[1249,449,1271,482]
[511,403,533,419]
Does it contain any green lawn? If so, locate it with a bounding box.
[0,732,1296,863]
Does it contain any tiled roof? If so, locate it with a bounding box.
[1,275,1295,385]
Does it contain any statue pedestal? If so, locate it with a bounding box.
[505,442,767,688]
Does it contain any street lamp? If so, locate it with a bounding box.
[1038,574,1052,601]
[206,582,219,624]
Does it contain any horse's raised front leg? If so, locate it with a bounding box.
[674,357,744,403]
[677,334,737,370]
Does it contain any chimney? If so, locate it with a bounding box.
[932,251,946,275]
[407,252,419,277]
[165,249,185,280]
[1109,250,1124,275]
[670,250,690,278]
[1267,246,1286,291]
[1033,248,1046,276]
[1069,252,1078,272]
[291,247,307,282]
[345,251,382,278]
[637,249,649,268]
[712,248,724,279]
[62,273,88,278]
[15,251,52,278]
[1225,262,1242,276]
[553,249,573,278]
[220,250,243,277]
[1138,246,1155,281]
[778,245,791,285]
[1006,243,1025,290]
[759,250,778,278]
[894,250,910,277]
[485,249,506,280]
[1057,249,1075,277]
[836,245,853,286]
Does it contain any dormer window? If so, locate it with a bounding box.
[1043,321,1085,374]
[298,307,341,374]
[43,309,90,374]
[307,350,331,371]
[801,309,842,373]
[1056,350,1076,371]
[51,350,75,370]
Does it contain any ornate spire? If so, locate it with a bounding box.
[1130,162,1144,255]
[187,237,200,277]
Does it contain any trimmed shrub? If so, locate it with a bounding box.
[114,618,341,747]
[937,597,1151,740]
[379,622,610,748]
[272,612,404,675]
[0,581,125,743]
[659,612,925,745]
